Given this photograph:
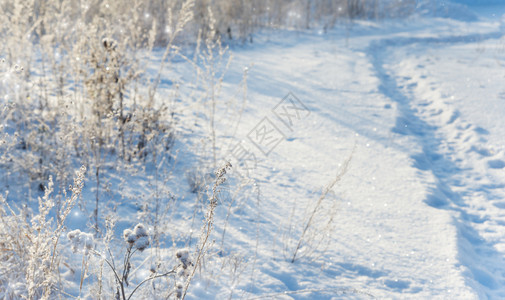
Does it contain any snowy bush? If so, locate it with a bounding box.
[0,166,85,299]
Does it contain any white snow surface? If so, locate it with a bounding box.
[169,11,505,299]
[9,3,505,299]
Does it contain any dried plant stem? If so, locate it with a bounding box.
[126,270,175,300]
[220,182,246,249]
[291,145,355,263]
[182,190,217,299]
[94,164,100,236]
[182,162,231,299]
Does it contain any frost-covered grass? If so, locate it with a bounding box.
[2,0,505,299]
[0,167,85,298]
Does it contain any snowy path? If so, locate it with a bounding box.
[159,13,505,297]
[210,18,505,298]
[367,28,505,298]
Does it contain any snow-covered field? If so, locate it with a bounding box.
[2,1,505,299]
[183,10,505,299]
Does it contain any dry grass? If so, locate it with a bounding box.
[0,0,421,298]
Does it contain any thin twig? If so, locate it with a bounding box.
[291,144,356,263]
[182,162,230,299]
[127,270,176,300]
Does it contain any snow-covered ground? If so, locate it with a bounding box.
[3,1,505,299]
[167,6,505,299]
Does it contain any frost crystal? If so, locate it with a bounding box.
[176,248,190,267]
[67,229,94,253]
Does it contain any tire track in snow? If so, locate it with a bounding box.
[366,30,505,298]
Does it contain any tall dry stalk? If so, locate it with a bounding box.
[291,145,355,263]
[181,162,231,299]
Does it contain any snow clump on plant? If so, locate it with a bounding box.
[123,223,150,251]
[67,229,94,254]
